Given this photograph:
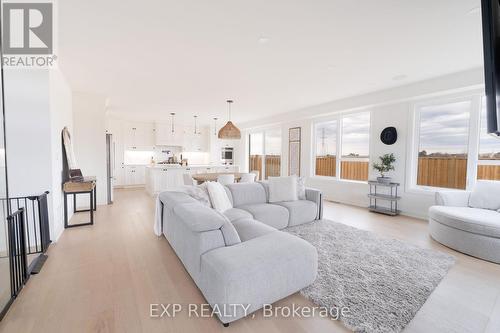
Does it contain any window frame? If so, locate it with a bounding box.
[313,118,340,179]
[406,93,482,194]
[478,96,500,169]
[312,110,371,183]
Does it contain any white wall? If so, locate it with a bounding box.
[5,69,52,198]
[72,92,108,206]
[4,68,74,241]
[240,68,484,219]
[49,70,74,240]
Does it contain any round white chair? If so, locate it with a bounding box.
[183,173,196,186]
[250,170,260,181]
[217,174,235,185]
[239,173,256,183]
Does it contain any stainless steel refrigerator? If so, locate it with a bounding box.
[106,134,114,204]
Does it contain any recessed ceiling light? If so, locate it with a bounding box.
[327,66,336,71]
[258,36,270,44]
[392,74,407,81]
[467,6,480,15]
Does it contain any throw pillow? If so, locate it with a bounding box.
[469,180,500,211]
[206,181,233,212]
[181,184,211,207]
[297,176,306,200]
[268,176,298,203]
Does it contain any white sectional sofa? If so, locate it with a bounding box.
[429,180,500,263]
[157,182,322,326]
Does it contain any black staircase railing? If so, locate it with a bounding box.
[0,191,51,321]
[4,191,51,263]
[7,208,28,298]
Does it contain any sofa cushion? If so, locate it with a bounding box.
[224,186,233,206]
[297,177,307,200]
[231,218,276,241]
[237,203,289,229]
[275,200,317,226]
[178,184,212,207]
[225,183,267,206]
[223,208,253,222]
[219,218,241,246]
[268,176,298,203]
[159,191,197,208]
[429,206,500,238]
[206,182,232,213]
[173,203,226,232]
[469,180,500,211]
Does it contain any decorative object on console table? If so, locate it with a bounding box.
[372,153,396,184]
[68,168,84,182]
[288,127,301,176]
[368,181,400,216]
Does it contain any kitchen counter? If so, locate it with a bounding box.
[145,164,240,196]
[146,164,237,169]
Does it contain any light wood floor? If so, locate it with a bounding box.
[0,188,499,333]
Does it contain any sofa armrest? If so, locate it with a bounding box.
[305,187,323,219]
[173,203,226,232]
[435,191,471,207]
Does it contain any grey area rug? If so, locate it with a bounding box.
[286,220,455,333]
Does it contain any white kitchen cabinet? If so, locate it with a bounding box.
[146,167,184,195]
[183,126,209,152]
[124,122,155,148]
[155,122,184,146]
[125,165,146,186]
[115,165,125,186]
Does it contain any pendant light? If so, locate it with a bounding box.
[213,117,218,136]
[170,112,176,133]
[218,100,241,139]
[193,115,200,135]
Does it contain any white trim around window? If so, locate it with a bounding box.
[248,127,282,179]
[312,110,371,183]
[406,93,483,195]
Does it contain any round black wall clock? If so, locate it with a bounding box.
[380,127,397,145]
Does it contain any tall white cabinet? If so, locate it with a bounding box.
[107,118,154,187]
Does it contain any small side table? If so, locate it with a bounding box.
[63,177,96,228]
[368,181,400,216]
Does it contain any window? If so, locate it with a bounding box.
[341,112,370,181]
[478,96,500,181]
[315,120,337,177]
[248,128,282,180]
[313,111,370,181]
[264,128,281,179]
[415,100,471,189]
[249,132,263,180]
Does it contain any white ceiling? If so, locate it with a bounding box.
[58,0,483,126]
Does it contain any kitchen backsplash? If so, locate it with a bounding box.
[124,146,210,165]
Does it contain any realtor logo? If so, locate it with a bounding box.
[3,2,53,54]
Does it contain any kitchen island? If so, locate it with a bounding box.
[145,164,239,196]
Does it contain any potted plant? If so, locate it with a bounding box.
[373,153,396,184]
